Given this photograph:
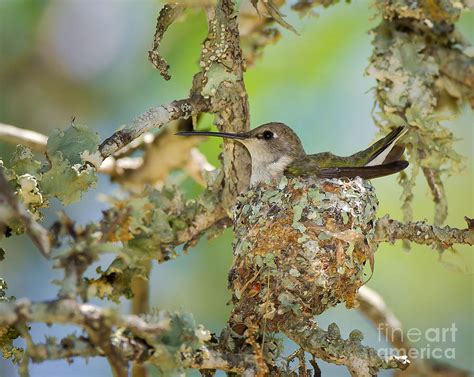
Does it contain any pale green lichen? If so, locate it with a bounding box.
[1,124,99,219]
[201,65,237,97]
[139,310,211,373]
[373,0,465,23]
[10,145,41,177]
[39,124,99,205]
[17,174,46,219]
[40,152,97,205]
[1,147,45,219]
[47,123,100,166]
[84,182,222,302]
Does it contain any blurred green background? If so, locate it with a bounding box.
[0,1,472,376]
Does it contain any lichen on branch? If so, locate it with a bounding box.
[368,0,473,225]
[0,298,258,376]
[148,3,185,80]
[375,214,473,248]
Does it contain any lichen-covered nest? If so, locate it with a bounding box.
[229,176,379,332]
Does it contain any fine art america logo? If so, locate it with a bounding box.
[377,323,457,359]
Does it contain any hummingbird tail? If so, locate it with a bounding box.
[382,145,405,164]
[364,126,408,167]
[317,160,409,180]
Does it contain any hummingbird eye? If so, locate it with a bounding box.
[262,130,274,140]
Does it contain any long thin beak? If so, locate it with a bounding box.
[175,131,248,140]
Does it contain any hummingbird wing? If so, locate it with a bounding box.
[315,161,409,179]
[285,127,409,179]
[380,144,405,165]
[285,159,409,179]
[295,127,408,169]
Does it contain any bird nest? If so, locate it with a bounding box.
[229,176,379,332]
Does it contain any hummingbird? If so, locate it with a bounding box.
[177,123,409,186]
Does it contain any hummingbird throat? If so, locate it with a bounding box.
[248,150,294,185]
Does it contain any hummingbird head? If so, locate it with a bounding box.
[176,122,305,159]
[176,122,305,184]
[241,122,306,160]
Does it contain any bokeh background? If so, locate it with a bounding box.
[0,1,472,376]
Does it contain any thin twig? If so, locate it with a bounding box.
[357,286,472,377]
[0,122,214,189]
[0,123,47,152]
[148,3,185,80]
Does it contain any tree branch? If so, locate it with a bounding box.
[0,299,160,343]
[185,148,215,186]
[98,96,209,162]
[85,320,129,377]
[0,123,47,153]
[357,286,405,350]
[0,299,258,375]
[27,335,258,375]
[284,320,409,376]
[130,262,151,377]
[375,215,473,248]
[239,1,282,68]
[26,334,105,362]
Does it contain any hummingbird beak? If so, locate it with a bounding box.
[175,130,248,140]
